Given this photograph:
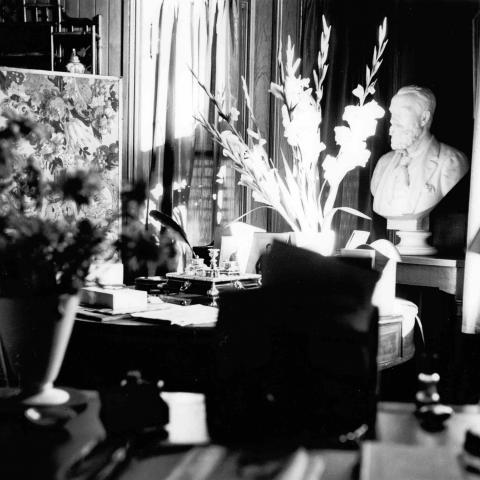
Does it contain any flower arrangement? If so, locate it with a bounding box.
[194,17,388,234]
[0,116,173,297]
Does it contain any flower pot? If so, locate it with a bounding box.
[0,294,79,405]
[290,230,336,256]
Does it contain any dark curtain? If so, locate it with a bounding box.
[301,0,477,247]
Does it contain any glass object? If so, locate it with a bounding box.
[66,49,86,74]
[186,257,205,276]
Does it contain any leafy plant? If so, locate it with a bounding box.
[0,116,170,297]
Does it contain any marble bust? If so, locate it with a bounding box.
[371,86,469,226]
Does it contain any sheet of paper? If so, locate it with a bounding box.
[131,304,218,326]
[345,230,370,249]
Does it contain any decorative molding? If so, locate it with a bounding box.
[237,0,252,218]
[124,0,136,182]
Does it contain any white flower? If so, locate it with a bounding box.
[256,170,281,204]
[283,77,311,109]
[229,107,240,124]
[322,154,340,184]
[334,126,352,146]
[322,144,371,185]
[342,100,385,141]
[352,85,365,100]
[220,130,246,164]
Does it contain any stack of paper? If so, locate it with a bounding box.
[131,304,218,327]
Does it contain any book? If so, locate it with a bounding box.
[360,442,464,480]
[80,286,148,314]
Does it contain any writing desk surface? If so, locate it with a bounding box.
[400,255,464,267]
[2,395,479,479]
[397,255,464,296]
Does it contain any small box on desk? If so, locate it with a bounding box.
[80,286,148,313]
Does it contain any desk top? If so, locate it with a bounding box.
[396,255,465,296]
[2,395,480,479]
[400,255,465,268]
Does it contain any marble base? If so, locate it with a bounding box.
[395,230,437,256]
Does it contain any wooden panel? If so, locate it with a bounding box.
[79,0,95,18]
[247,0,272,230]
[121,0,133,180]
[107,0,122,76]
[64,0,79,17]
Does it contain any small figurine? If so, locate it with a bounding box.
[66,49,86,74]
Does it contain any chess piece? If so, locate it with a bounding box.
[208,248,220,277]
[415,371,453,431]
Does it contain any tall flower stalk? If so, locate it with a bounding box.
[194,17,388,233]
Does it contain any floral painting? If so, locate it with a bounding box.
[0,67,121,238]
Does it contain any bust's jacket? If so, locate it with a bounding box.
[370,136,469,218]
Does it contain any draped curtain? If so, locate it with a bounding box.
[151,0,238,246]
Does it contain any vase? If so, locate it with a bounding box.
[0,294,80,405]
[290,230,336,256]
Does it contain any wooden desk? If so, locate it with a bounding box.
[121,402,480,479]
[397,255,464,298]
[60,317,216,392]
[2,397,479,479]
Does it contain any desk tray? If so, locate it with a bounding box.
[135,274,261,297]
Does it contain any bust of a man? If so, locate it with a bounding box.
[371,86,469,224]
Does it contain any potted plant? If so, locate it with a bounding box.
[0,116,170,406]
[193,17,388,255]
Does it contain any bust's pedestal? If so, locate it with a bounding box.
[387,218,437,256]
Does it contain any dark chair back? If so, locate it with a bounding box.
[206,241,379,448]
